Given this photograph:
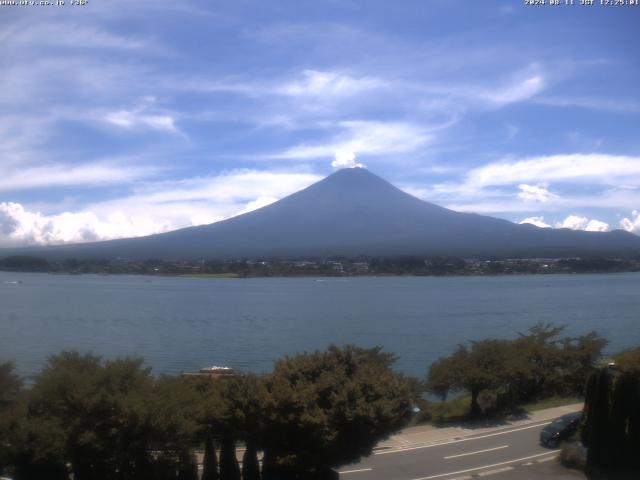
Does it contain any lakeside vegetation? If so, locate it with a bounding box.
[1,326,637,480]
[426,323,606,417]
[0,346,412,480]
[2,254,640,277]
[560,347,640,479]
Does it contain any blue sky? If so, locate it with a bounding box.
[1,0,639,246]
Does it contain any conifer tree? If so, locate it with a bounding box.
[219,432,241,480]
[202,432,219,480]
[241,441,260,480]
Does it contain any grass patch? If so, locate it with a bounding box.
[410,395,471,425]
[409,394,582,427]
[520,396,583,413]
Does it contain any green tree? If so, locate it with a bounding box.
[219,432,241,480]
[261,345,412,478]
[0,362,24,477]
[217,374,267,480]
[241,443,260,480]
[560,331,607,396]
[612,346,640,373]
[427,324,607,416]
[177,451,198,480]
[201,432,219,480]
[427,340,516,416]
[583,367,612,471]
[582,360,640,475]
[13,352,202,480]
[512,323,566,401]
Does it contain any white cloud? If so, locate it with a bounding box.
[556,215,610,232]
[104,99,180,133]
[0,202,172,247]
[483,74,545,105]
[0,161,156,192]
[467,154,640,188]
[519,216,551,228]
[235,196,279,216]
[117,170,321,206]
[438,185,640,215]
[517,183,557,203]
[4,23,148,51]
[518,215,609,232]
[0,170,321,246]
[620,210,640,234]
[271,120,431,161]
[331,150,365,169]
[535,96,640,114]
[414,65,547,108]
[105,110,177,132]
[278,70,384,98]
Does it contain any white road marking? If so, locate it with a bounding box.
[537,456,555,463]
[375,421,551,455]
[477,466,514,476]
[444,445,508,459]
[338,468,373,474]
[411,450,560,480]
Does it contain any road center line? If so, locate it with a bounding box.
[338,468,373,474]
[444,444,508,459]
[411,450,561,480]
[375,421,551,455]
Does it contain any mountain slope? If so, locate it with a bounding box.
[5,168,640,259]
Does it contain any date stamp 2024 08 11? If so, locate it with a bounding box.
[524,0,639,6]
[0,0,88,7]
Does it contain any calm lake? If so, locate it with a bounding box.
[1,272,639,379]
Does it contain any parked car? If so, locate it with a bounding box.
[540,411,583,447]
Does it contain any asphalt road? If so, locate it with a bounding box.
[337,421,570,480]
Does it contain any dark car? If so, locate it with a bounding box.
[540,411,583,447]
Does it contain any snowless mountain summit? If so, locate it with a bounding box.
[9,167,640,259]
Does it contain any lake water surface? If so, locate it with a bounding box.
[1,272,639,379]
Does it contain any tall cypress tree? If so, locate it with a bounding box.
[584,368,612,471]
[241,441,260,480]
[628,371,640,472]
[177,451,198,480]
[609,371,628,468]
[202,432,219,480]
[219,432,241,480]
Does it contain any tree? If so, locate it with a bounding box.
[512,323,566,401]
[201,432,219,480]
[582,361,640,476]
[0,362,24,477]
[583,367,612,471]
[0,361,22,408]
[241,443,260,480]
[612,346,640,373]
[177,451,198,480]
[15,352,202,480]
[217,374,266,480]
[426,340,517,416]
[219,432,241,480]
[560,331,607,396]
[261,345,412,477]
[426,324,608,416]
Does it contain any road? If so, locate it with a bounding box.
[337,420,582,480]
